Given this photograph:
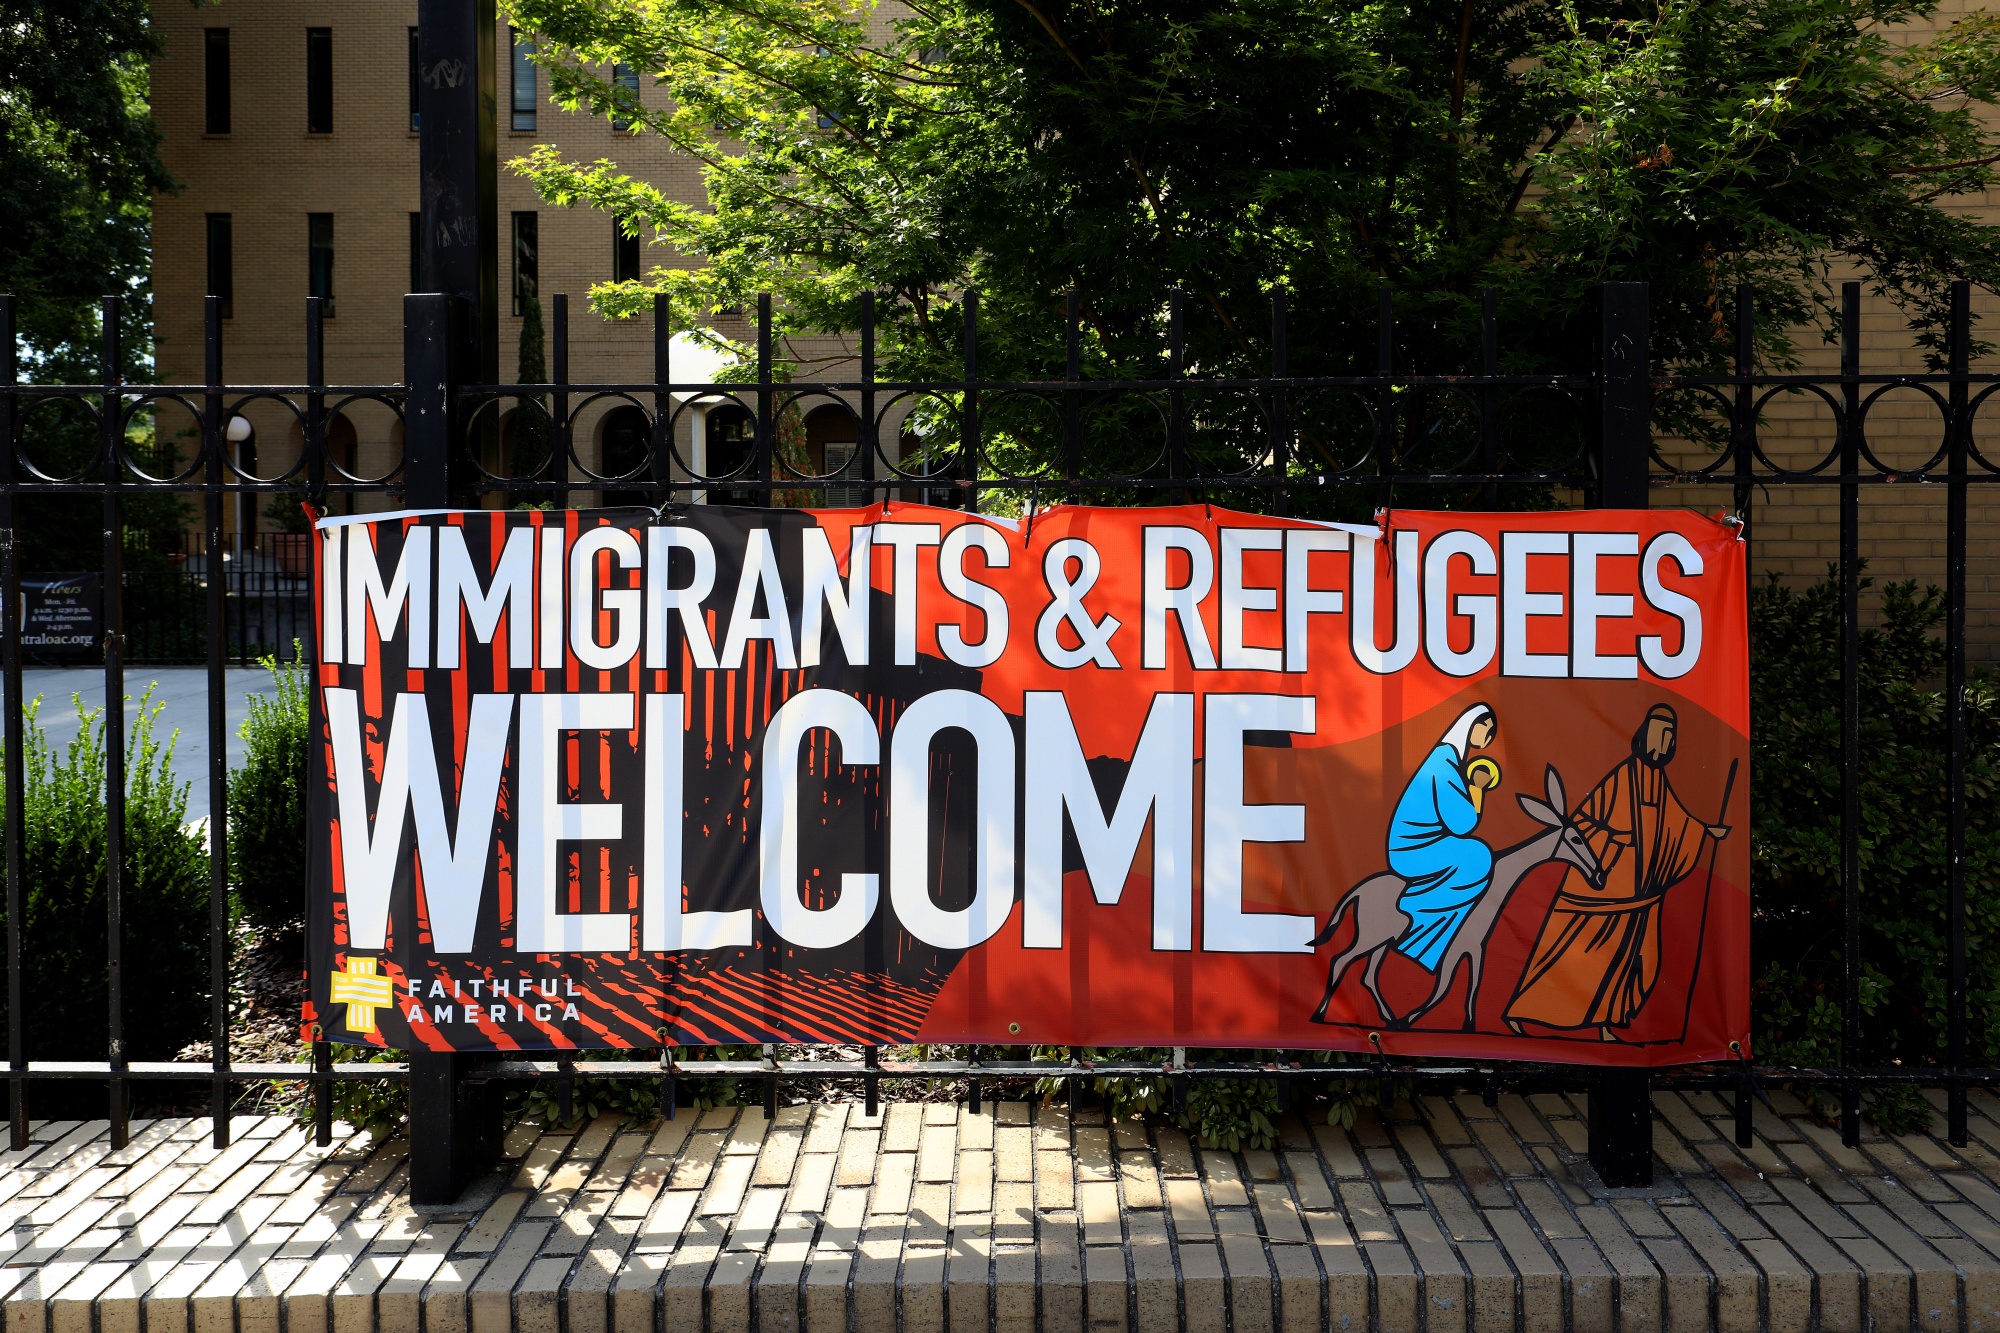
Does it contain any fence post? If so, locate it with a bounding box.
[0,296,25,1151]
[1590,281,1653,1188]
[402,292,498,1204]
[101,297,130,1150]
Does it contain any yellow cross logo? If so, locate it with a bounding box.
[328,955,396,1034]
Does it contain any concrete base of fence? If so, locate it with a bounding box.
[5,1087,2000,1332]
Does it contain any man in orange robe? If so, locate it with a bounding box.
[1504,705,1730,1039]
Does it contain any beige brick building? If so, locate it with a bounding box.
[149,1,2000,657]
[148,0,878,529]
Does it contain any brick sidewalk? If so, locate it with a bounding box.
[5,1087,2000,1332]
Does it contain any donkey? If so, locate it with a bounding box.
[1307,765,1606,1031]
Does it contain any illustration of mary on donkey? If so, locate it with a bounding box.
[1385,704,1503,970]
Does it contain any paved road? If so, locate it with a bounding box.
[21,667,285,825]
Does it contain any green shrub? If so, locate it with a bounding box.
[229,651,310,931]
[1750,569,2000,1111]
[510,1045,757,1129]
[0,690,209,1063]
[1030,1046,1400,1150]
[314,1044,408,1141]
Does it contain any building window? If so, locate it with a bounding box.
[204,29,230,134]
[410,212,423,293]
[206,214,233,319]
[306,28,333,133]
[407,27,420,131]
[308,213,335,311]
[512,213,538,315]
[510,29,536,132]
[612,63,639,130]
[613,222,640,282]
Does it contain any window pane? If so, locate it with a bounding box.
[512,213,538,315]
[306,28,333,133]
[407,27,420,131]
[410,212,423,293]
[308,213,334,306]
[205,214,233,319]
[204,29,230,134]
[612,63,639,131]
[510,29,536,132]
[613,222,640,283]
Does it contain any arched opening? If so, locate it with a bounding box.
[803,403,867,507]
[704,404,760,506]
[598,406,652,507]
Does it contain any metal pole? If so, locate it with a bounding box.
[961,290,978,510]
[1064,289,1081,503]
[1597,282,1650,509]
[404,295,462,510]
[0,295,25,1150]
[404,291,496,1203]
[1947,281,1970,1148]
[1730,283,1755,1148]
[1733,285,1755,561]
[1375,285,1394,514]
[859,293,877,499]
[1838,282,1862,1148]
[205,297,231,1147]
[652,294,671,501]
[756,294,772,505]
[1588,281,1652,1188]
[404,292,496,1200]
[1479,287,1498,508]
[1270,291,1288,516]
[416,0,497,393]
[1167,290,1185,501]
[551,293,570,508]
[101,297,129,1149]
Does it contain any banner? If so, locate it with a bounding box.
[305,503,1748,1066]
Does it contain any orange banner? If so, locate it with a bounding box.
[307,504,1747,1066]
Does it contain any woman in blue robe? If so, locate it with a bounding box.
[1387,704,1497,971]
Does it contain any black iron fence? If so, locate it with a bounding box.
[67,534,311,668]
[0,281,1992,1202]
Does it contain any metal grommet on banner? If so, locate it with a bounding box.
[1008,1022,1021,1036]
[1373,505,1401,582]
[1366,1031,1394,1112]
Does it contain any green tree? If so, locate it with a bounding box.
[4,1,182,568]
[0,0,169,363]
[506,0,2000,505]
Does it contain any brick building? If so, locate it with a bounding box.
[147,0,874,531]
[148,1,2000,656]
